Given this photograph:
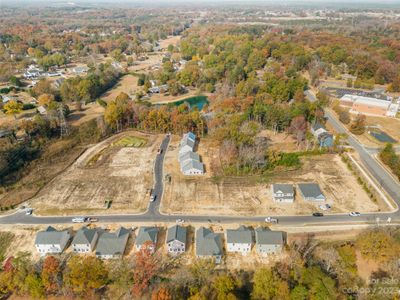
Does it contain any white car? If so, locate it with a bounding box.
[265,217,278,223]
[149,194,156,202]
[176,219,185,224]
[72,217,86,223]
[25,208,33,215]
[319,204,331,211]
[349,212,361,217]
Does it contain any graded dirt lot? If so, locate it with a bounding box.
[161,137,381,216]
[30,131,162,215]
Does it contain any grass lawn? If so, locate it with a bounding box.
[113,136,147,147]
[0,232,14,262]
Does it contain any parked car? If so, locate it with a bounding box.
[265,217,278,223]
[72,217,86,223]
[319,204,331,211]
[176,218,185,224]
[150,194,156,202]
[312,212,324,217]
[349,212,361,217]
[25,208,33,215]
[87,217,98,222]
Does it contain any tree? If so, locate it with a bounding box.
[252,267,289,300]
[349,114,366,135]
[132,241,159,297]
[356,229,399,262]
[338,110,350,124]
[38,93,55,106]
[41,256,61,294]
[4,100,23,119]
[152,287,172,300]
[293,89,305,103]
[213,274,237,300]
[31,79,54,97]
[9,76,22,87]
[289,115,307,145]
[346,78,353,88]
[64,256,108,296]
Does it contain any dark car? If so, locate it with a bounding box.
[312,212,324,217]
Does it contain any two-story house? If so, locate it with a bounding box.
[226,226,252,255]
[271,184,295,203]
[71,227,101,253]
[255,228,284,256]
[166,225,187,255]
[35,226,71,256]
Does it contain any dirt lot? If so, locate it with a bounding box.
[258,129,299,152]
[29,131,162,215]
[161,137,381,216]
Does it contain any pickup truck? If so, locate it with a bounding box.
[265,217,279,224]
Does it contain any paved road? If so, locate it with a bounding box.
[1,116,400,227]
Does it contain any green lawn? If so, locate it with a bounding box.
[113,136,147,147]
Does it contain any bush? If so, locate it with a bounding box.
[339,111,350,124]
[22,103,36,110]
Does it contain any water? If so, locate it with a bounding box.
[164,95,209,110]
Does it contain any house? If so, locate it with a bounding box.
[135,227,159,253]
[195,227,223,263]
[71,227,100,253]
[166,225,187,255]
[310,121,326,138]
[95,227,130,259]
[179,151,200,165]
[179,132,196,155]
[318,132,334,148]
[72,66,88,74]
[255,228,284,255]
[35,226,71,256]
[271,184,295,203]
[226,226,252,255]
[298,183,326,201]
[181,159,204,175]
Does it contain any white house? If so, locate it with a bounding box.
[181,159,204,175]
[135,227,159,253]
[179,132,204,175]
[271,184,295,203]
[226,226,253,255]
[166,225,187,255]
[71,227,100,253]
[35,226,71,256]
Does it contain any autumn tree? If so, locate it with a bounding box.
[4,100,23,119]
[132,241,159,297]
[41,256,61,294]
[212,274,237,300]
[38,93,55,106]
[252,267,290,300]
[338,110,351,124]
[64,256,108,297]
[356,229,399,262]
[289,115,307,145]
[152,287,172,300]
[349,114,366,135]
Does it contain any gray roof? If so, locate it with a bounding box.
[72,227,98,245]
[181,159,204,172]
[166,225,187,244]
[226,226,252,244]
[180,137,195,150]
[95,227,130,256]
[272,184,294,194]
[196,227,222,256]
[311,121,325,132]
[179,151,200,163]
[135,227,158,247]
[255,228,283,245]
[35,226,70,245]
[298,183,325,199]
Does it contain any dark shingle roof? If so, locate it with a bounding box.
[226,226,252,244]
[255,228,283,245]
[35,226,70,245]
[298,183,325,199]
[95,227,130,257]
[196,227,222,256]
[166,225,186,244]
[272,184,294,194]
[135,227,158,247]
[72,227,98,245]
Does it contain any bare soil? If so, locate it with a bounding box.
[29,131,162,215]
[161,137,380,216]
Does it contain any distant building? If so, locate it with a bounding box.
[298,183,326,201]
[310,121,334,148]
[95,227,130,259]
[72,227,100,253]
[271,184,295,203]
[255,228,284,256]
[226,226,253,255]
[196,227,223,263]
[35,226,71,256]
[179,132,204,175]
[340,94,399,117]
[166,225,187,255]
[72,66,88,74]
[135,227,159,253]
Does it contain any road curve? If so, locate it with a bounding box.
[1,118,400,227]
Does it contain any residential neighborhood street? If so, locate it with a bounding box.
[1,113,400,228]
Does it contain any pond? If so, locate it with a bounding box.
[163,95,209,110]
[369,130,397,143]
